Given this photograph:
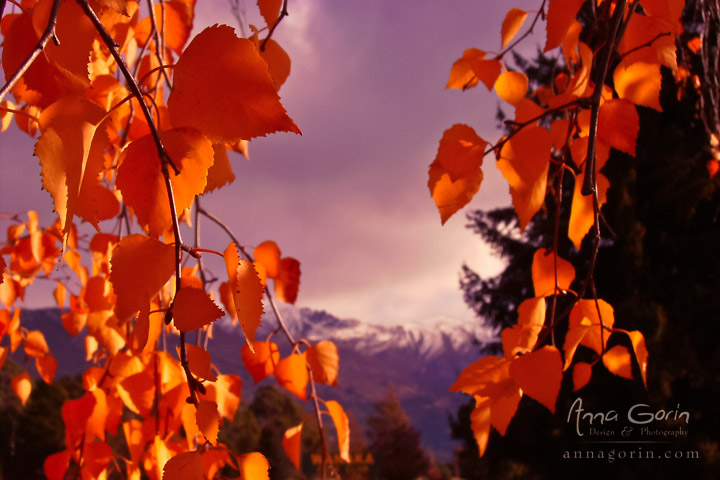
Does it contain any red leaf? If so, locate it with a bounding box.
[509,345,563,413]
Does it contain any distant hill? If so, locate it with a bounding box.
[16,306,491,460]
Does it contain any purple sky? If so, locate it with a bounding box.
[1,0,542,327]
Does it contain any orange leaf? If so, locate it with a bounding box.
[544,0,585,52]
[306,340,339,386]
[275,353,309,401]
[613,60,663,111]
[236,452,270,480]
[446,48,501,91]
[116,128,214,237]
[602,345,634,380]
[254,240,281,278]
[509,345,563,413]
[563,317,591,370]
[258,39,291,90]
[172,288,224,333]
[203,144,236,193]
[241,341,280,383]
[0,347,7,370]
[618,13,678,70]
[205,374,242,421]
[282,423,303,471]
[24,329,49,357]
[11,371,32,406]
[163,451,203,480]
[531,248,575,296]
[501,297,546,358]
[185,344,218,382]
[627,330,648,387]
[450,356,515,398]
[35,97,119,243]
[109,234,175,323]
[223,243,264,350]
[83,441,113,478]
[490,389,522,436]
[470,402,491,457]
[568,299,615,355]
[36,355,57,384]
[497,125,553,230]
[168,25,300,142]
[495,71,528,105]
[325,400,350,462]
[275,257,301,304]
[598,99,639,157]
[501,8,528,48]
[258,0,282,27]
[62,391,96,448]
[196,400,220,445]
[116,370,155,416]
[572,362,593,391]
[44,450,70,480]
[135,1,195,55]
[428,124,486,224]
[53,282,66,308]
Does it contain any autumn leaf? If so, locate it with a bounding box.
[495,71,529,105]
[602,345,634,380]
[258,0,283,27]
[618,13,678,70]
[274,353,309,401]
[597,99,639,157]
[254,240,281,278]
[168,25,300,142]
[236,452,270,480]
[196,400,220,445]
[11,371,32,406]
[428,124,486,224]
[509,345,563,413]
[223,243,264,350]
[501,8,528,49]
[572,362,593,391]
[469,402,491,457]
[24,329,50,358]
[613,60,663,112]
[627,330,648,387]
[568,299,615,355]
[36,355,57,384]
[501,297,546,358]
[116,127,214,237]
[306,340,339,386]
[203,144,236,193]
[185,344,218,382]
[258,39,291,90]
[275,257,301,304]
[531,248,575,297]
[497,125,553,230]
[241,341,280,383]
[446,48,501,91]
[163,451,203,480]
[44,450,70,480]
[325,400,351,462]
[282,423,303,471]
[490,389,522,436]
[450,356,515,398]
[172,287,224,333]
[109,234,175,323]
[205,374,242,421]
[544,0,585,52]
[135,0,195,55]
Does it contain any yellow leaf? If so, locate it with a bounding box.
[168,25,300,142]
[109,234,175,323]
[509,345,563,413]
[497,125,552,230]
[572,362,593,391]
[223,243,264,350]
[306,340,339,386]
[254,240,281,278]
[163,451,203,480]
[275,353,309,401]
[196,400,220,445]
[602,345,634,380]
[236,452,270,480]
[495,71,528,105]
[116,128,214,237]
[501,297,546,358]
[613,60,663,112]
[12,371,32,406]
[172,288,224,333]
[282,423,303,471]
[501,8,528,49]
[325,400,350,463]
[531,248,575,297]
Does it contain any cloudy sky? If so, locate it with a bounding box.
[0,0,542,327]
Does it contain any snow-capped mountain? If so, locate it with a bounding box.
[16,307,491,460]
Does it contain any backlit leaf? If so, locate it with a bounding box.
[163,451,203,480]
[62,391,96,448]
[618,13,678,70]
[241,341,280,383]
[275,353,309,401]
[497,125,553,230]
[509,345,563,413]
[572,362,593,391]
[446,49,501,91]
[116,128,214,237]
[568,299,615,355]
[602,345,634,380]
[450,356,515,398]
[275,257,301,304]
[470,402,491,457]
[258,39,291,90]
[326,400,350,462]
[495,71,528,105]
[501,297,545,358]
[490,389,522,436]
[282,423,303,471]
[501,8,528,49]
[205,374,242,421]
[306,340,339,386]
[236,452,270,480]
[563,317,591,370]
[186,344,218,382]
[258,0,282,27]
[172,287,224,333]
[531,248,575,296]
[135,0,195,55]
[613,60,663,111]
[203,144,236,193]
[223,243,264,350]
[36,355,57,384]
[544,0,585,52]
[196,400,220,445]
[44,450,70,480]
[110,234,175,323]
[627,330,648,387]
[254,240,281,278]
[24,329,49,358]
[168,25,300,142]
[11,371,31,406]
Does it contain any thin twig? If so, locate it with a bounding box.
[0,0,61,104]
[260,0,289,51]
[497,0,548,59]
